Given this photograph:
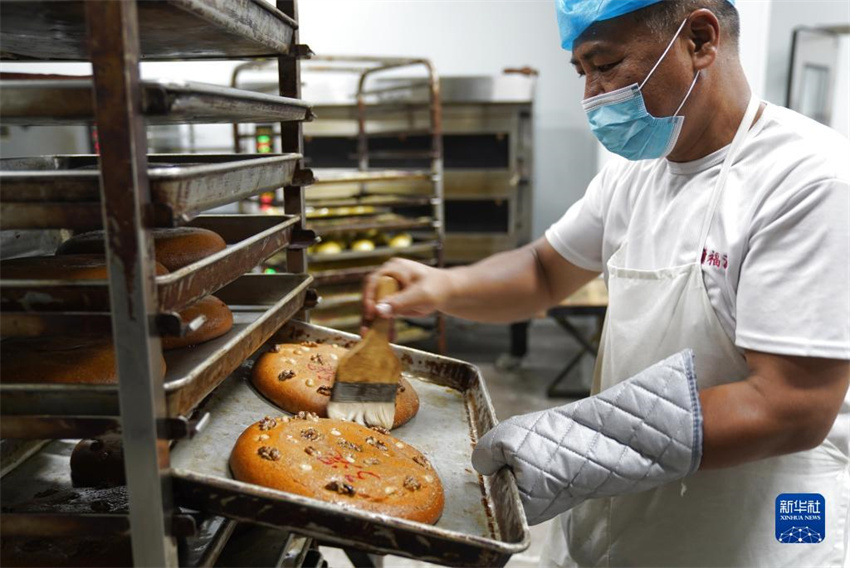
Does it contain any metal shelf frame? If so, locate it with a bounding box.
[0,1,311,566]
[232,55,446,352]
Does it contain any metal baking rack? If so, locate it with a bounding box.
[0,152,307,230]
[1,273,314,438]
[0,1,314,565]
[0,0,301,61]
[167,320,529,567]
[1,215,310,314]
[231,56,446,353]
[0,79,314,126]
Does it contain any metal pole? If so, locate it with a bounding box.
[278,1,308,280]
[84,1,177,565]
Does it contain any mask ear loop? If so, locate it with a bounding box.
[639,17,690,90]
[674,70,700,116]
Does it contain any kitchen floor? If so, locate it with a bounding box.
[319,317,594,568]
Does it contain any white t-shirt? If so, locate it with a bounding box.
[545,103,850,360]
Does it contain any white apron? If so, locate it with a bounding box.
[542,96,850,567]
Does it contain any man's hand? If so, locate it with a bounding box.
[361,238,600,331]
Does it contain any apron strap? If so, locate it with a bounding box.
[695,95,761,260]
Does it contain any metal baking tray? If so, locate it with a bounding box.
[167,321,529,567]
[0,79,314,126]
[312,169,434,185]
[308,241,440,264]
[0,154,305,230]
[0,439,236,567]
[308,216,437,236]
[0,274,313,437]
[0,0,297,61]
[0,215,307,314]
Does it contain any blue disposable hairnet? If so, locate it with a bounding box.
[556,0,736,51]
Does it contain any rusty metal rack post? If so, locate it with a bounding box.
[0,0,314,565]
[232,55,446,353]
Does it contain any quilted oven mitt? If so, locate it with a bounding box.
[472,349,703,525]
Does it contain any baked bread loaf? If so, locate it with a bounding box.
[70,439,125,488]
[162,295,233,350]
[0,254,168,279]
[230,414,444,524]
[252,341,419,428]
[56,227,227,271]
[0,335,166,384]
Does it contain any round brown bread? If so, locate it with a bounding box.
[161,295,234,350]
[56,227,227,271]
[70,439,126,488]
[0,254,169,279]
[0,335,166,384]
[229,415,444,524]
[251,341,419,429]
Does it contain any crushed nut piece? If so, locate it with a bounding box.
[396,383,406,393]
[258,446,281,461]
[300,463,313,472]
[395,442,405,449]
[293,348,304,355]
[296,411,319,421]
[301,341,319,348]
[305,378,316,387]
[269,344,282,353]
[344,454,356,463]
[365,436,388,452]
[258,416,277,431]
[330,428,342,436]
[384,486,397,495]
[329,353,339,361]
[413,455,431,469]
[301,427,320,441]
[424,475,434,483]
[325,480,356,496]
[304,446,321,457]
[317,385,332,396]
[287,358,297,365]
[310,353,325,365]
[255,434,270,441]
[370,426,390,436]
[338,439,363,452]
[403,475,421,491]
[363,458,380,466]
[281,416,291,423]
[278,369,296,381]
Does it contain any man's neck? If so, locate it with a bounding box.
[667,62,756,163]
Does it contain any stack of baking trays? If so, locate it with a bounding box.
[231,56,446,352]
[0,1,528,567]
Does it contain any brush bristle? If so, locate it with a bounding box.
[327,401,395,430]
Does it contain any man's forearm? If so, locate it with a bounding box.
[699,353,849,469]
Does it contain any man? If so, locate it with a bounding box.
[362,0,849,566]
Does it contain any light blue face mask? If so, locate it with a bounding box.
[582,18,700,161]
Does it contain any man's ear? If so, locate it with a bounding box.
[687,9,720,71]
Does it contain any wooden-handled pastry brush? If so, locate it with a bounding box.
[327,276,401,429]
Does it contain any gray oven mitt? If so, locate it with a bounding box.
[472,349,702,525]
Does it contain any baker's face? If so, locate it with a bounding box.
[571,16,696,119]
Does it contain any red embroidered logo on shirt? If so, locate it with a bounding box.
[701,248,728,270]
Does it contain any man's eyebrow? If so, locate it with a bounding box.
[570,44,612,65]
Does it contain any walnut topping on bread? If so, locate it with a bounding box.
[325,480,356,496]
[370,426,391,436]
[258,446,281,461]
[278,369,296,381]
[364,457,380,466]
[301,427,320,441]
[403,475,421,491]
[258,416,277,431]
[317,385,332,396]
[365,436,388,452]
[338,439,363,453]
[269,345,282,353]
[304,446,321,457]
[296,411,320,421]
[300,341,319,348]
[413,455,431,469]
[310,353,325,365]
